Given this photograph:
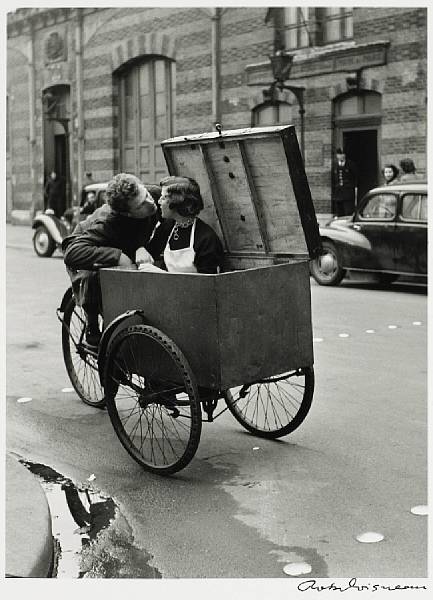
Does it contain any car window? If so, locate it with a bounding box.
[359,193,397,220]
[97,191,107,206]
[401,194,427,221]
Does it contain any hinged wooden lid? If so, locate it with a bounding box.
[161,125,321,266]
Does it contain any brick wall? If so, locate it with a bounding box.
[6,6,427,219]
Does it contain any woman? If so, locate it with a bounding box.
[147,177,224,274]
[382,164,399,185]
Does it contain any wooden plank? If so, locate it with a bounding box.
[203,141,266,252]
[237,140,270,253]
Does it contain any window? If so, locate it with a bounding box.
[274,7,353,49]
[335,92,381,118]
[322,8,353,43]
[359,194,397,220]
[119,57,172,183]
[283,7,310,50]
[252,101,293,127]
[401,194,427,221]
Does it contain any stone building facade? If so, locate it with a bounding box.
[6,6,427,223]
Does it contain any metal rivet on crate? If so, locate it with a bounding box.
[223,156,230,162]
[229,172,235,178]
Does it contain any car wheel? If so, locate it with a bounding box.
[310,240,346,286]
[33,226,56,257]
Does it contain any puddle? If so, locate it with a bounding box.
[20,460,162,579]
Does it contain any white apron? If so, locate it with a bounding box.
[163,219,197,273]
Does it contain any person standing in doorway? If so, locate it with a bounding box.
[44,171,64,217]
[398,158,423,182]
[332,148,358,217]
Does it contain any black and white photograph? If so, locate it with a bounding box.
[3,1,429,593]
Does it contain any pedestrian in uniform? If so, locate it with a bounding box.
[332,148,358,217]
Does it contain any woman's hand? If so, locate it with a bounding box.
[135,246,154,266]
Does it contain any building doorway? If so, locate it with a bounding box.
[42,84,71,214]
[333,90,382,209]
[343,129,378,201]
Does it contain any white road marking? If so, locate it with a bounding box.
[410,505,428,516]
[17,397,32,403]
[356,531,384,543]
[283,562,312,576]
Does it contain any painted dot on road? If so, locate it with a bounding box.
[365,329,375,334]
[388,325,398,329]
[87,474,96,482]
[61,387,74,393]
[313,337,324,343]
[17,397,32,403]
[283,562,312,576]
[411,505,428,516]
[356,531,384,543]
[412,321,422,326]
[253,447,260,451]
[339,333,350,338]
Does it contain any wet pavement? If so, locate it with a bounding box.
[21,460,161,578]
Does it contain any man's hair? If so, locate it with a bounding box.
[336,148,344,155]
[106,173,141,213]
[399,158,416,174]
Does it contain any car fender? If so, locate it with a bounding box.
[319,224,373,268]
[32,214,67,245]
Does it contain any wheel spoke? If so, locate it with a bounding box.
[225,368,314,439]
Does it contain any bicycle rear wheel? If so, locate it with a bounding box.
[224,367,314,439]
[61,296,105,408]
[104,324,202,475]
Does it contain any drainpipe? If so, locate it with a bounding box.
[28,20,38,218]
[211,8,222,127]
[75,8,84,205]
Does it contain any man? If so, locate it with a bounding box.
[398,158,423,183]
[62,173,159,346]
[44,171,64,217]
[332,148,358,217]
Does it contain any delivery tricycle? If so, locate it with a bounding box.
[57,124,322,475]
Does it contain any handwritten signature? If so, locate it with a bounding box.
[298,578,427,592]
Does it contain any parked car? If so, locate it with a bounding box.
[310,182,427,286]
[32,182,108,257]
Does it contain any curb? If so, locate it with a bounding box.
[5,453,55,578]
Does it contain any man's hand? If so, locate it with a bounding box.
[118,252,134,266]
[135,247,154,266]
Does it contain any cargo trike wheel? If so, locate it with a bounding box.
[61,296,105,408]
[104,324,202,475]
[224,367,314,439]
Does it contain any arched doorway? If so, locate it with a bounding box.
[42,84,71,214]
[333,91,382,203]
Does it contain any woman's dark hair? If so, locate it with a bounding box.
[382,164,399,181]
[160,175,201,196]
[399,158,416,174]
[164,182,204,218]
[106,173,141,213]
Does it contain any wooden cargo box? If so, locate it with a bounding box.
[100,125,321,389]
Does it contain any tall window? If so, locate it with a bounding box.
[274,7,353,49]
[322,8,353,43]
[119,57,172,183]
[284,7,310,49]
